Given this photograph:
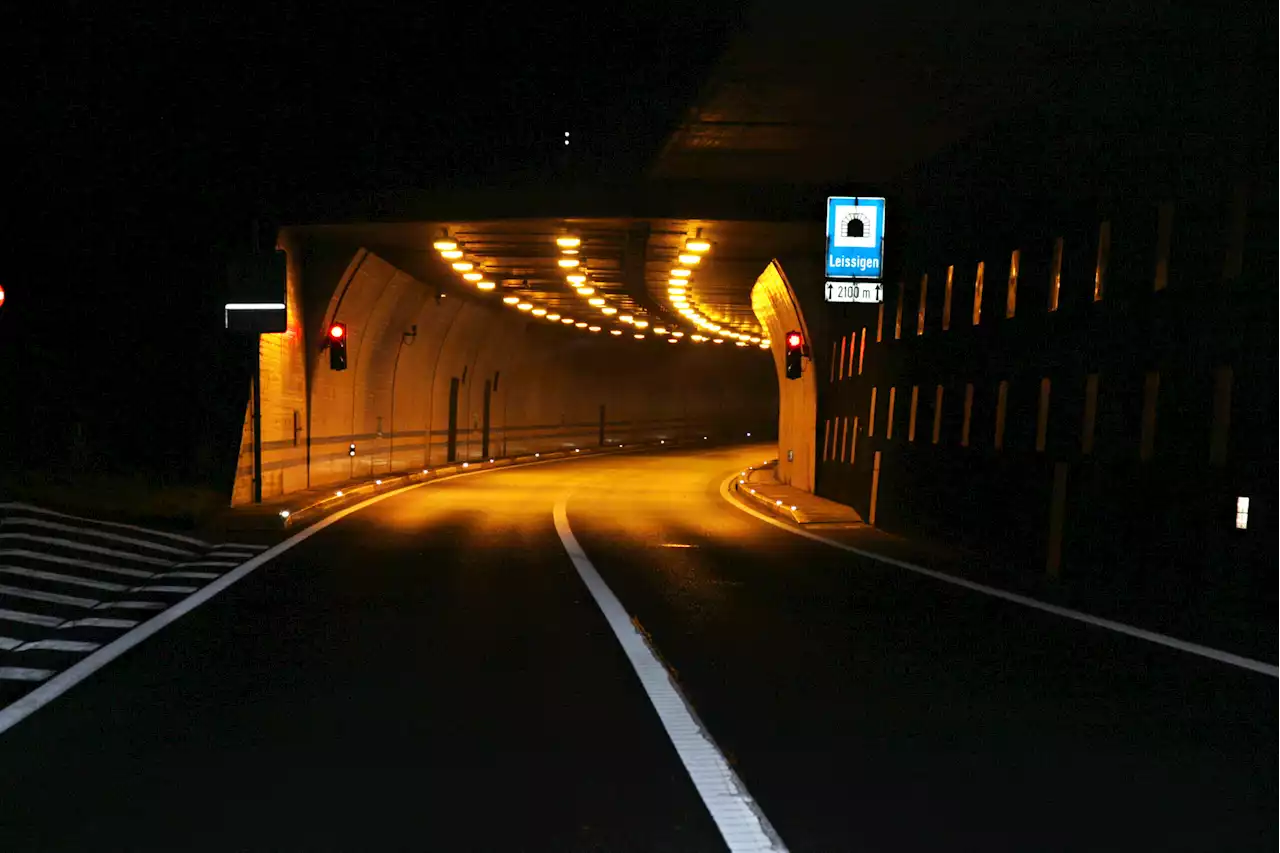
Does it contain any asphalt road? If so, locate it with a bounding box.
[0,445,1274,852]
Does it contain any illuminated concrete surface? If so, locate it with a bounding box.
[0,446,1272,851]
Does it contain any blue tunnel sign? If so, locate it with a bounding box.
[826,196,885,281]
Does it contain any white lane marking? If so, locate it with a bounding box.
[719,474,1279,679]
[59,618,138,630]
[0,637,20,651]
[0,445,666,737]
[552,497,787,853]
[0,503,210,547]
[0,567,127,592]
[129,585,198,594]
[0,519,198,557]
[0,609,65,628]
[16,639,100,653]
[0,584,98,608]
[0,668,54,682]
[171,560,242,569]
[0,534,180,567]
[0,550,155,579]
[158,571,221,580]
[212,542,268,551]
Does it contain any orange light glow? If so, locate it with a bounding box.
[477,281,496,290]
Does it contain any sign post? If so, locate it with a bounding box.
[825,196,886,303]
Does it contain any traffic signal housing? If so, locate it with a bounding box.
[327,322,348,371]
[785,330,804,380]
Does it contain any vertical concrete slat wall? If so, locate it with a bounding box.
[231,245,778,505]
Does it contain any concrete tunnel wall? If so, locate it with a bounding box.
[751,259,819,492]
[231,236,779,505]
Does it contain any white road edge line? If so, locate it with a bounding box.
[552,496,787,853]
[718,473,1278,679]
[0,444,670,737]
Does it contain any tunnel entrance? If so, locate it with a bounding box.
[447,377,460,462]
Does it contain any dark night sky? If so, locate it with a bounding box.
[0,2,747,480]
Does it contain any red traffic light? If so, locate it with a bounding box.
[0,284,6,308]
[786,332,802,349]
[329,323,346,340]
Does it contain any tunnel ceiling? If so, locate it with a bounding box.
[292,217,819,349]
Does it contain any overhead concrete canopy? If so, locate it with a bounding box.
[289,215,820,349]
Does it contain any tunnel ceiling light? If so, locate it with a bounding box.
[668,278,689,287]
[451,262,474,271]
[672,297,688,305]
[670,268,692,278]
[440,250,464,260]
[557,258,580,268]
[634,333,645,339]
[462,272,483,281]
[678,254,701,265]
[588,325,601,332]
[547,313,561,321]
[672,331,684,337]
[588,297,605,306]
[758,342,770,349]
[566,274,586,284]
[736,341,748,347]
[502,296,520,304]
[532,308,547,316]
[619,314,633,323]
[517,302,533,311]
[713,338,724,343]
[685,238,711,253]
[577,286,595,296]
[668,337,679,343]
[561,248,579,256]
[556,236,581,248]
[633,320,649,329]
[668,286,686,295]
[476,281,496,290]
[575,321,588,328]
[433,239,458,251]
[601,306,617,315]
[610,329,623,336]
[654,326,667,334]
[561,317,574,324]
[749,335,761,343]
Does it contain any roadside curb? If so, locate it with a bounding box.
[728,459,805,524]
[214,437,742,533]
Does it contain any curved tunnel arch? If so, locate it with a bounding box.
[233,241,780,504]
[752,259,818,491]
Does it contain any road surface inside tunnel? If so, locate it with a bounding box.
[0,445,1273,852]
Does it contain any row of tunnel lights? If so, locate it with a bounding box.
[664,234,770,349]
[430,233,768,348]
